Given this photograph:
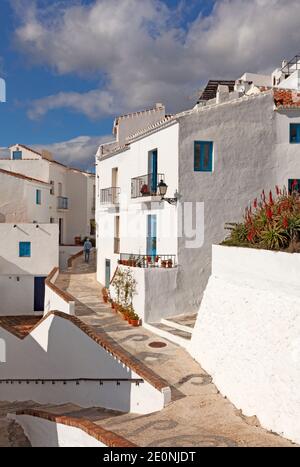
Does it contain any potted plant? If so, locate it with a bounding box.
[161,260,167,268]
[130,312,140,327]
[167,259,173,268]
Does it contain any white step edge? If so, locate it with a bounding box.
[143,322,190,349]
[161,318,193,335]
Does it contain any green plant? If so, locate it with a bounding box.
[222,186,300,251]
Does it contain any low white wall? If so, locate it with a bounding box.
[9,414,105,447]
[59,246,82,270]
[44,269,75,316]
[0,313,168,414]
[189,245,300,444]
[110,266,178,323]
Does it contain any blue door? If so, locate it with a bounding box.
[148,149,158,194]
[105,259,111,289]
[34,277,46,312]
[147,215,157,258]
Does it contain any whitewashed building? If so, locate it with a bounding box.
[96,55,300,331]
[0,144,95,246]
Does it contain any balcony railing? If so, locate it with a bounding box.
[119,253,176,269]
[114,237,120,254]
[131,173,164,199]
[57,196,69,210]
[100,187,120,205]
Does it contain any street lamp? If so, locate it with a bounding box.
[158,179,178,205]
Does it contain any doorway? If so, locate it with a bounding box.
[34,277,46,312]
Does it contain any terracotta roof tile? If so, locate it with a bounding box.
[273,89,300,108]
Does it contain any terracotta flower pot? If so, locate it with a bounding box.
[130,319,140,327]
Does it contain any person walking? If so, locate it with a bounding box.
[83,238,92,263]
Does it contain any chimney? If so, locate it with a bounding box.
[216,85,230,104]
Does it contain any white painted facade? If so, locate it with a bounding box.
[189,245,300,445]
[0,224,59,315]
[0,144,95,245]
[96,72,300,321]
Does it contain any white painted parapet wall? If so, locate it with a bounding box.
[189,245,300,444]
[44,268,75,315]
[0,312,170,414]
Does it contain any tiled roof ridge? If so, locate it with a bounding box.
[14,409,137,447]
[115,104,164,122]
[273,88,300,108]
[8,144,94,176]
[0,168,50,186]
[0,310,169,392]
[126,115,176,142]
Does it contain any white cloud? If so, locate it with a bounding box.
[35,134,112,170]
[11,0,300,119]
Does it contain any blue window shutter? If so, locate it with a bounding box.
[19,242,31,257]
[194,141,213,172]
[290,123,300,143]
[36,189,41,205]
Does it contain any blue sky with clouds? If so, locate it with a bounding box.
[1,0,299,169]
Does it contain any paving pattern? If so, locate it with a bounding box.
[52,253,296,447]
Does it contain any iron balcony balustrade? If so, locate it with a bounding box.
[57,196,69,210]
[100,187,120,205]
[131,173,165,199]
[119,253,176,269]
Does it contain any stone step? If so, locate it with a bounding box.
[144,322,191,349]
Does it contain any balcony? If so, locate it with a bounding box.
[100,187,120,205]
[131,173,164,200]
[57,196,69,210]
[119,253,176,269]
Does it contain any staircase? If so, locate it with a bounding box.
[0,402,32,447]
[145,313,197,349]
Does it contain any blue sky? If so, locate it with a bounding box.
[0,0,298,168]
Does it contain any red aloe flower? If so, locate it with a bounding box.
[292,179,298,189]
[282,216,289,229]
[253,198,257,209]
[269,190,274,205]
[275,185,280,195]
[266,206,273,220]
[261,190,266,202]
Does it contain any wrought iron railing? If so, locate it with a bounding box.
[131,173,164,199]
[100,187,120,204]
[57,196,69,210]
[119,253,176,268]
[114,237,120,254]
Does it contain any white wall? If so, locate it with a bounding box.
[59,245,82,270]
[190,245,300,444]
[44,269,75,316]
[9,414,105,447]
[0,171,51,224]
[0,224,59,315]
[97,123,179,289]
[0,313,169,414]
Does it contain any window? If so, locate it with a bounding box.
[19,242,31,257]
[50,217,55,224]
[36,189,41,205]
[194,141,213,172]
[12,150,22,160]
[288,179,300,194]
[50,181,55,195]
[114,216,120,253]
[290,124,300,143]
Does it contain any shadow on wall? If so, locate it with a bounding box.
[0,314,135,411]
